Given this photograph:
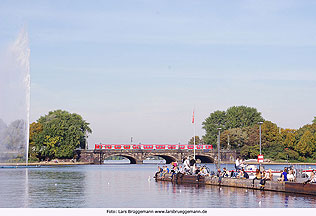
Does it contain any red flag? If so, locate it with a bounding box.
[192,110,194,124]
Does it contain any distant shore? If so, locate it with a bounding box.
[0,161,93,166]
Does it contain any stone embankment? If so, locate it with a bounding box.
[157,174,316,196]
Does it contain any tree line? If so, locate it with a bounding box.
[190,106,316,162]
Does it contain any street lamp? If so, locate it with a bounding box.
[258,122,263,155]
[217,128,221,169]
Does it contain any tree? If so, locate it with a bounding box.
[29,122,43,161]
[295,130,315,158]
[31,110,92,160]
[202,110,226,146]
[202,106,264,146]
[188,136,203,145]
[313,117,316,124]
[225,106,264,129]
[220,128,248,150]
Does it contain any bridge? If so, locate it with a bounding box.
[76,148,237,164]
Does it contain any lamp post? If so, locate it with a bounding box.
[217,128,221,169]
[258,122,263,155]
[258,122,263,170]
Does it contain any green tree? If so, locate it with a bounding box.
[32,110,92,160]
[240,145,260,159]
[225,106,264,129]
[202,106,264,146]
[313,117,316,124]
[202,110,226,146]
[220,128,248,150]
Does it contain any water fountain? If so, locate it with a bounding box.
[0,28,30,165]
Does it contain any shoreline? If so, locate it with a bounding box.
[0,162,93,166]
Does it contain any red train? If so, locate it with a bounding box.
[94,144,213,150]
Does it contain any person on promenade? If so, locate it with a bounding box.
[235,157,240,171]
[240,158,245,170]
[252,168,262,186]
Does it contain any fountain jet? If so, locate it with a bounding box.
[0,28,30,165]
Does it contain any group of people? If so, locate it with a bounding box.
[154,157,212,180]
[154,157,316,188]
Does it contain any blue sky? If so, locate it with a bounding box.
[1,0,316,147]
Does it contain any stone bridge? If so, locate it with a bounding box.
[76,149,237,164]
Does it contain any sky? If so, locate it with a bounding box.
[1,0,316,148]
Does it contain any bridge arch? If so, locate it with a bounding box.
[152,154,177,164]
[188,154,214,163]
[104,154,138,164]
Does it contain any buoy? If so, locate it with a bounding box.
[258,201,262,207]
[55,183,57,186]
[148,176,151,181]
[219,188,222,191]
[108,182,110,185]
[245,190,248,192]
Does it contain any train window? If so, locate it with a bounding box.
[124,145,131,149]
[188,145,194,149]
[179,145,185,149]
[156,145,165,149]
[114,145,121,149]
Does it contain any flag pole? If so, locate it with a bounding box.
[193,109,196,160]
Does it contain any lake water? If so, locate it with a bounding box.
[1,163,316,208]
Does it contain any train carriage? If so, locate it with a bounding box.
[95,144,213,150]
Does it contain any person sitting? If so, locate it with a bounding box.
[222,167,229,178]
[242,168,249,179]
[183,157,190,173]
[155,166,163,179]
[252,168,262,186]
[267,169,273,181]
[287,170,295,182]
[230,170,237,178]
[216,169,221,177]
[199,167,209,176]
[281,168,288,182]
[236,170,243,179]
[304,170,316,184]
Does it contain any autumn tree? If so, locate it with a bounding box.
[295,130,315,158]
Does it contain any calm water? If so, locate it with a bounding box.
[1,164,316,208]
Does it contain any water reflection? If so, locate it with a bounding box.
[1,165,316,208]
